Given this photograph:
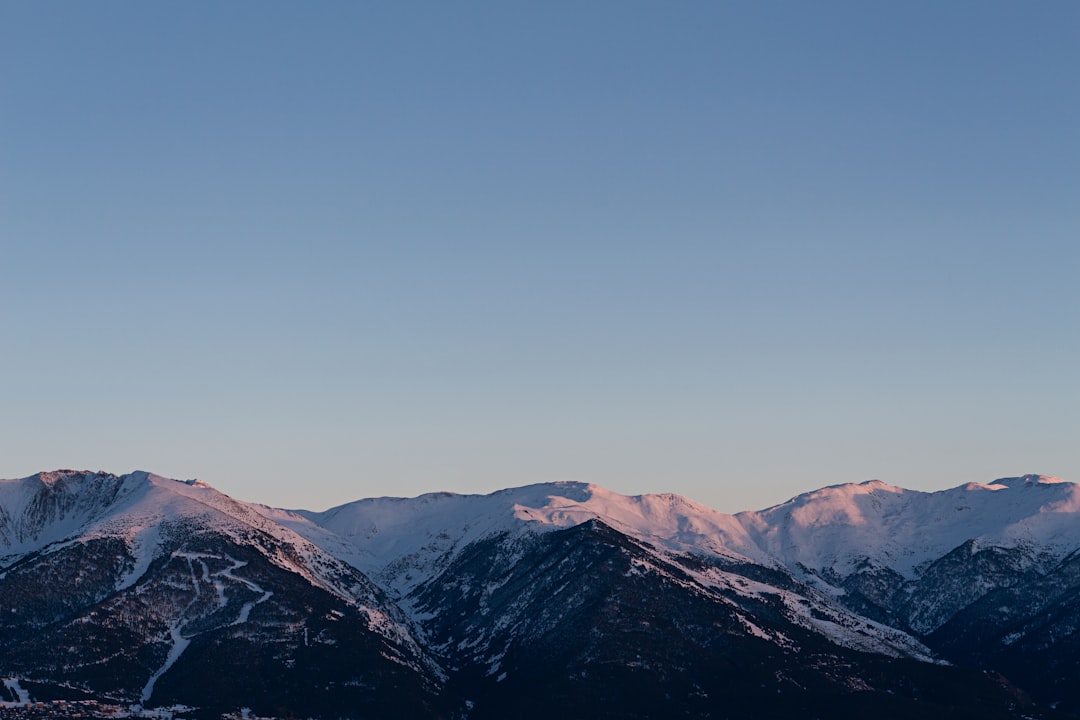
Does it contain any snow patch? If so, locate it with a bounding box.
[1,678,30,706]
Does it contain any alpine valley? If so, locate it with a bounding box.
[2,471,1079,719]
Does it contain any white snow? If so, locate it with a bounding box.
[258,472,1080,661]
[0,471,395,613]
[274,482,772,599]
[5,468,1079,673]
[737,474,1080,579]
[138,551,281,703]
[141,623,191,703]
[8,472,1076,598]
[219,556,274,625]
[0,469,440,701]
[1,678,30,706]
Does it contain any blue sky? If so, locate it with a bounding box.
[2,2,1077,512]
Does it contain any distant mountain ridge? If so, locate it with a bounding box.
[1,470,1078,719]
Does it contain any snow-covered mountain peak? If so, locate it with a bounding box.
[762,478,908,525]
[2,469,313,564]
[503,482,765,561]
[738,475,1080,582]
[35,469,86,485]
[961,481,1009,491]
[278,481,770,600]
[990,473,1067,488]
[0,470,151,558]
[15,469,208,499]
[0,471,432,645]
[26,468,134,490]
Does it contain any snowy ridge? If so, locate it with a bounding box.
[631,540,939,663]
[275,472,1080,661]
[0,471,422,652]
[737,474,1080,580]
[281,481,771,598]
[504,483,767,563]
[6,470,1079,677]
[2,471,349,602]
[286,475,1080,597]
[278,486,568,597]
[0,470,146,563]
[11,471,1077,605]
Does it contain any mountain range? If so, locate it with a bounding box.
[2,470,1079,719]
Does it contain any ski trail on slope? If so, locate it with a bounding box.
[185,555,201,597]
[220,555,274,625]
[140,624,190,703]
[141,552,273,704]
[140,556,205,702]
[141,554,204,703]
[2,678,30,706]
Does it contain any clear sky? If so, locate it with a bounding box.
[2,1,1077,513]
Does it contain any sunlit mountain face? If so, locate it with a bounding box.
[0,470,1076,719]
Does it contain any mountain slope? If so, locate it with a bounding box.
[3,470,1078,718]
[0,470,443,719]
[737,475,1080,584]
[409,519,1038,720]
[733,474,1080,713]
[282,478,1073,717]
[273,482,772,597]
[272,482,940,660]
